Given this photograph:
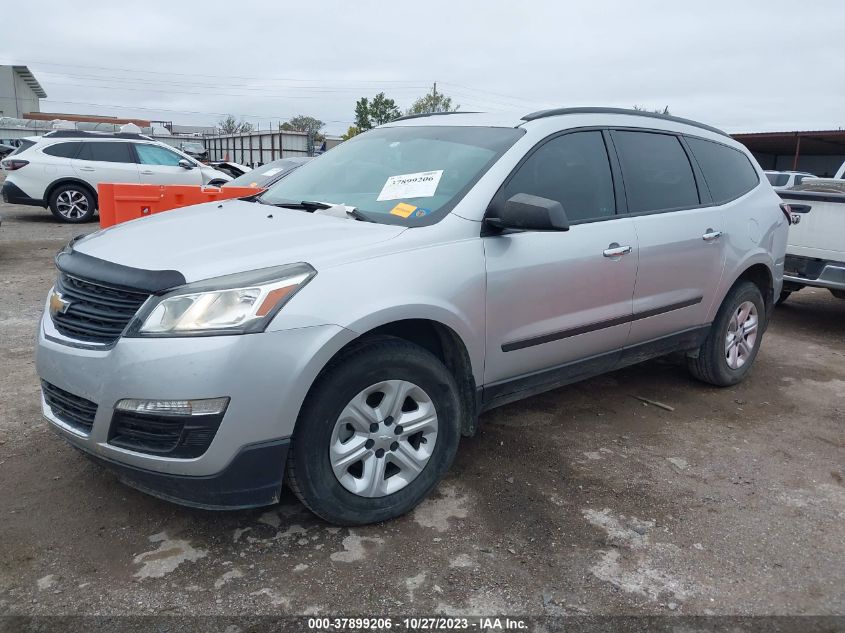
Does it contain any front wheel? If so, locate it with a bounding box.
[286,337,462,525]
[688,281,765,387]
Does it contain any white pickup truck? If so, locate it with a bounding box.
[778,159,845,303]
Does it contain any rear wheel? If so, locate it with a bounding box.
[49,184,96,223]
[688,281,765,386]
[286,337,462,525]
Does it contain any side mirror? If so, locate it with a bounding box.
[178,159,194,170]
[486,193,570,232]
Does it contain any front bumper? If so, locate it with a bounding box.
[1,180,45,207]
[36,309,355,508]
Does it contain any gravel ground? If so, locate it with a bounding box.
[1,181,843,618]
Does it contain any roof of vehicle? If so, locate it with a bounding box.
[765,170,817,176]
[385,107,728,137]
[40,130,155,141]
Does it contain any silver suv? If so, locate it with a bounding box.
[35,108,788,524]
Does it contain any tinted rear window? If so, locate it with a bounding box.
[612,131,699,213]
[76,142,134,163]
[43,142,82,158]
[9,140,35,156]
[687,137,759,203]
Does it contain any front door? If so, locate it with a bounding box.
[134,143,203,185]
[483,130,638,399]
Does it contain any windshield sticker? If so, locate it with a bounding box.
[389,202,418,218]
[260,168,283,176]
[413,207,431,217]
[377,170,443,201]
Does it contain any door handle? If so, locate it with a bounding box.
[702,229,723,241]
[603,243,632,258]
[77,166,95,172]
[140,170,154,175]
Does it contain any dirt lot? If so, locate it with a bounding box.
[1,182,843,618]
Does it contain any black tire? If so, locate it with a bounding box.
[830,289,845,300]
[776,290,791,305]
[688,281,766,387]
[48,184,96,223]
[286,336,462,525]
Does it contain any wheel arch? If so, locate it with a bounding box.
[720,259,775,322]
[304,317,480,437]
[45,178,99,209]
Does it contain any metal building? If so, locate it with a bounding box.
[733,130,845,177]
[0,65,46,118]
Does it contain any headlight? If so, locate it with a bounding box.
[130,263,315,336]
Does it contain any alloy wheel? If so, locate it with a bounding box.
[725,300,758,369]
[55,190,90,219]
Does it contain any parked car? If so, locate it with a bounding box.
[223,157,312,188]
[764,170,817,190]
[209,161,251,179]
[179,141,209,162]
[777,185,845,303]
[1,131,232,223]
[35,108,787,525]
[789,160,845,194]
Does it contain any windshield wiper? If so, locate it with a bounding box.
[262,198,378,222]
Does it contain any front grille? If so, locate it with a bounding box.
[51,273,150,344]
[109,411,224,458]
[42,381,98,433]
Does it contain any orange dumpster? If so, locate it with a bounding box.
[97,183,263,228]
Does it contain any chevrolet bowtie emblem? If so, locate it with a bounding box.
[49,289,71,317]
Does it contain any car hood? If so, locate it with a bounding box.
[73,199,408,283]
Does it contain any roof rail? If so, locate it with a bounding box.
[43,130,154,141]
[521,107,728,137]
[391,111,480,122]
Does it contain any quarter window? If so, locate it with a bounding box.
[135,144,187,166]
[76,142,134,163]
[43,142,81,158]
[686,137,759,204]
[500,131,616,222]
[612,131,699,213]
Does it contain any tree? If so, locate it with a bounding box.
[633,105,671,115]
[342,125,361,140]
[218,115,253,134]
[280,115,325,139]
[354,92,401,130]
[407,83,458,115]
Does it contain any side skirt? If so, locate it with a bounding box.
[479,325,711,413]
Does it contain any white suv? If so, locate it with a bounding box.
[1,131,231,223]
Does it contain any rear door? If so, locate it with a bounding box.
[610,130,727,345]
[483,130,638,396]
[134,143,203,185]
[71,142,140,186]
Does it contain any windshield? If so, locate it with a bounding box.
[226,158,311,188]
[182,143,205,152]
[259,125,524,225]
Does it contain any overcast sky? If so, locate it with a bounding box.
[2,0,843,136]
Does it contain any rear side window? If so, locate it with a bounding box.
[76,142,134,163]
[687,137,759,204]
[135,144,186,166]
[43,142,82,158]
[766,172,789,186]
[9,140,35,156]
[500,131,616,222]
[612,131,699,213]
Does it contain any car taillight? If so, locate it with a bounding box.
[1,159,28,171]
[779,203,794,224]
